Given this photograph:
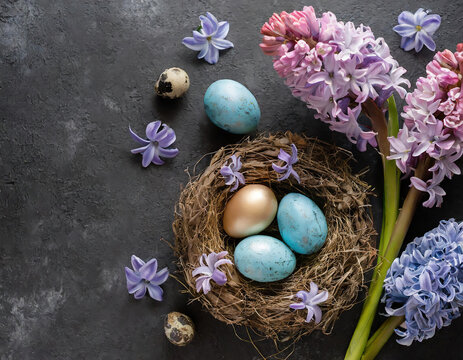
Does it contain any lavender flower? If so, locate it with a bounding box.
[129,121,179,167]
[272,144,301,183]
[289,282,329,324]
[125,255,169,301]
[192,251,232,294]
[220,155,245,192]
[182,12,234,64]
[393,9,441,52]
[388,126,414,173]
[383,219,463,345]
[410,177,445,208]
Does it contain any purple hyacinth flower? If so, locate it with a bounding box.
[220,155,245,192]
[192,251,233,295]
[182,12,234,64]
[410,177,446,208]
[393,9,441,52]
[289,282,329,324]
[383,219,463,345]
[272,144,301,183]
[125,255,169,301]
[129,121,179,167]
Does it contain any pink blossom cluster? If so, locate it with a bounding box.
[260,7,410,151]
[388,44,463,207]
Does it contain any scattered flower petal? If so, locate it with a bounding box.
[272,144,300,183]
[192,251,233,294]
[393,9,441,52]
[220,155,245,191]
[182,12,234,64]
[289,282,329,323]
[125,255,169,301]
[129,121,179,167]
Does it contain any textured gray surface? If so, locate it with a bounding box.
[1,0,463,359]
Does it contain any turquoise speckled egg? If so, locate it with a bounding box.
[204,79,260,134]
[277,193,328,255]
[234,235,296,282]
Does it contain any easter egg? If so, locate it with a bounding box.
[164,312,195,346]
[277,193,328,255]
[223,184,278,238]
[204,79,261,134]
[155,67,190,99]
[234,235,296,282]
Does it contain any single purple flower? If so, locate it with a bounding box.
[192,251,233,294]
[220,155,245,192]
[125,255,169,301]
[410,177,446,208]
[428,148,463,180]
[307,51,347,94]
[393,9,441,52]
[272,144,301,183]
[182,12,234,64]
[129,121,179,167]
[388,126,414,173]
[289,282,329,324]
[411,121,453,157]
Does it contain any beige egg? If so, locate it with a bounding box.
[155,67,190,99]
[164,312,195,346]
[223,184,278,238]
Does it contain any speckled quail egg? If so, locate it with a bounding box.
[155,67,190,99]
[164,312,195,346]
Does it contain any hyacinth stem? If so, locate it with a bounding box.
[344,97,401,360]
[362,98,390,160]
[361,315,405,360]
[345,158,429,360]
[361,97,399,260]
[378,96,400,256]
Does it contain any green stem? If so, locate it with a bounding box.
[345,185,420,360]
[363,96,400,258]
[345,158,429,360]
[344,96,400,359]
[379,97,400,257]
[378,158,400,256]
[361,316,405,360]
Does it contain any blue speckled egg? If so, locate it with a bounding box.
[234,235,296,282]
[204,79,260,134]
[277,193,328,255]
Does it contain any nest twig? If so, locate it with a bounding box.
[173,132,376,341]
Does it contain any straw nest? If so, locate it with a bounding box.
[173,132,376,340]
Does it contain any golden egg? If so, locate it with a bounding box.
[223,184,278,238]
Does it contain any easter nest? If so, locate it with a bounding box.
[173,132,376,341]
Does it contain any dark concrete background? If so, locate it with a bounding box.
[1,0,463,359]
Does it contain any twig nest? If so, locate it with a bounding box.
[164,312,195,346]
[155,67,190,99]
[173,132,376,340]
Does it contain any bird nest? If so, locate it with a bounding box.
[173,132,376,340]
